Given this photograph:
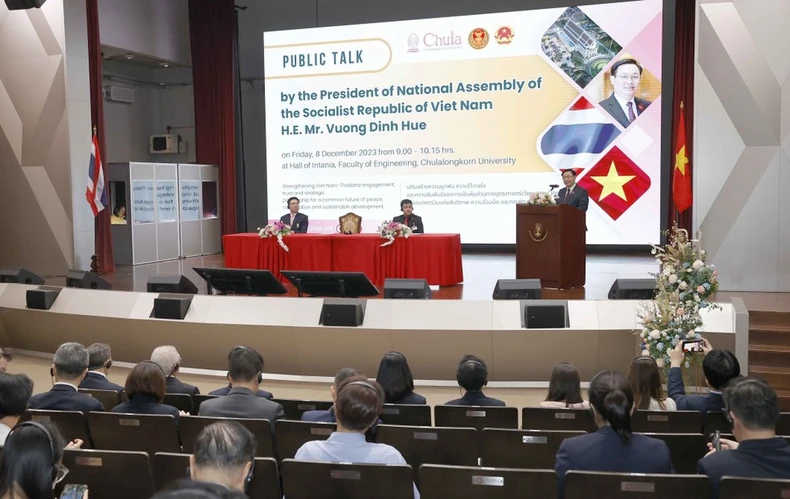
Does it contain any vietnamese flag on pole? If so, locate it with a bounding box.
[672,102,692,213]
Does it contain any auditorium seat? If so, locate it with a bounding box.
[718,476,790,499]
[419,464,558,499]
[79,388,121,411]
[59,449,154,499]
[521,407,597,432]
[434,405,518,431]
[632,410,703,434]
[25,409,93,448]
[272,398,333,421]
[481,428,584,469]
[87,412,180,454]
[274,420,336,460]
[179,415,275,458]
[380,403,432,426]
[564,471,711,499]
[163,393,194,414]
[375,425,477,477]
[192,394,219,414]
[153,453,282,499]
[637,433,708,474]
[702,411,731,436]
[281,459,413,499]
[778,413,790,435]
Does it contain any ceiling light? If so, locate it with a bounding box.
[160,62,170,68]
[124,54,134,60]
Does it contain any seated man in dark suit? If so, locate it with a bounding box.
[79,342,124,392]
[598,58,652,128]
[392,199,424,233]
[669,338,740,413]
[152,345,200,396]
[698,377,790,496]
[279,196,308,233]
[302,367,361,423]
[198,346,284,421]
[557,169,589,212]
[445,355,505,406]
[29,342,104,412]
[209,347,273,399]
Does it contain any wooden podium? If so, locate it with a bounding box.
[516,204,586,289]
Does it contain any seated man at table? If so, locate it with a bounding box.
[392,199,423,233]
[280,196,308,233]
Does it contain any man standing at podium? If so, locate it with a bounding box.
[557,170,589,212]
[280,196,308,233]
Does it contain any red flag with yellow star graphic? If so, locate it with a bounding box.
[672,103,692,212]
[577,147,651,220]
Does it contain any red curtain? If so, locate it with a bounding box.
[189,0,237,235]
[668,0,695,233]
[86,0,114,273]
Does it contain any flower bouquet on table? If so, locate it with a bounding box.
[378,220,412,247]
[257,221,292,252]
[525,191,557,206]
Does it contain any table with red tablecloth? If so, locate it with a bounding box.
[222,233,463,286]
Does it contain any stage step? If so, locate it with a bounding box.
[749,366,790,391]
[778,389,790,412]
[748,311,790,398]
[750,311,790,328]
[749,344,790,367]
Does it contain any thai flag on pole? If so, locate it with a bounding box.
[538,96,621,171]
[86,134,107,216]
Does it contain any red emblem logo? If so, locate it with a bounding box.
[468,28,489,49]
[495,26,514,44]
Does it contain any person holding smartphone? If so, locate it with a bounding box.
[668,338,740,413]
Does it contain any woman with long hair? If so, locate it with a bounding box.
[112,360,180,418]
[0,421,69,499]
[375,352,426,405]
[541,362,589,409]
[628,356,677,411]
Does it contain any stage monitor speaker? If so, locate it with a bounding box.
[66,270,111,290]
[320,298,366,327]
[4,0,46,9]
[152,294,193,320]
[147,274,198,294]
[383,279,431,299]
[492,279,542,300]
[522,300,568,329]
[608,278,656,300]
[26,286,61,310]
[0,268,45,285]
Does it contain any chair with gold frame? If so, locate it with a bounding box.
[338,213,362,234]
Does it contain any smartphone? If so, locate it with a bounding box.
[682,339,704,353]
[711,431,721,451]
[59,484,88,499]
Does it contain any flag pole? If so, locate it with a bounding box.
[91,125,100,274]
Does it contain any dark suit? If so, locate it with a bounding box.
[79,372,124,392]
[557,185,589,212]
[166,376,200,396]
[392,214,424,234]
[445,391,506,407]
[198,387,284,421]
[111,394,180,419]
[280,212,308,233]
[209,384,273,399]
[668,367,725,413]
[556,427,673,497]
[29,384,104,412]
[302,406,336,423]
[390,391,427,405]
[698,438,790,497]
[599,94,652,128]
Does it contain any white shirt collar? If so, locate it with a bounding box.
[54,382,79,391]
[88,370,108,379]
[613,93,636,116]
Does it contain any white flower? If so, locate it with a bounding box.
[656,358,665,368]
[649,330,661,339]
[687,331,696,338]
[679,281,688,290]
[642,350,650,356]
[693,260,704,270]
[640,331,647,338]
[668,274,678,284]
[701,250,706,257]
[662,331,668,338]
[687,268,693,273]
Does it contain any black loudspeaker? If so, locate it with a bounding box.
[4,0,47,9]
[152,294,193,320]
[383,279,431,299]
[147,274,198,294]
[492,279,542,300]
[66,270,111,290]
[0,268,45,285]
[524,302,568,329]
[26,286,60,310]
[320,298,366,327]
[608,278,657,299]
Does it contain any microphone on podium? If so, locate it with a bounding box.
[549,184,560,189]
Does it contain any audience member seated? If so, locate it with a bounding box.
[198,346,284,421]
[698,377,790,496]
[629,356,676,411]
[111,361,180,419]
[295,376,419,499]
[0,421,83,499]
[540,361,589,409]
[669,338,740,413]
[78,342,124,392]
[208,347,273,399]
[29,342,103,412]
[152,345,201,396]
[302,367,361,423]
[0,373,33,445]
[445,355,505,407]
[555,371,673,497]
[188,421,256,494]
[151,480,247,499]
[375,352,426,405]
[0,347,12,373]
